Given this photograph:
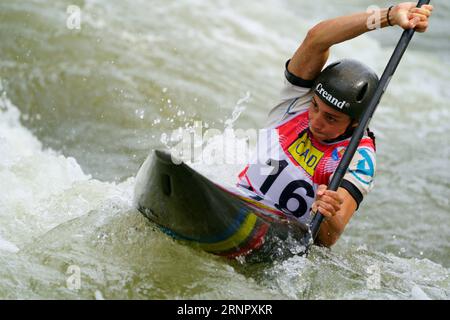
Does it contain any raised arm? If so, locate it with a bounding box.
[298,2,433,248]
[288,2,433,81]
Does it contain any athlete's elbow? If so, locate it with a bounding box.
[315,230,341,248]
[315,237,338,248]
[305,22,331,51]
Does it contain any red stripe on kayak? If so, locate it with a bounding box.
[223,223,270,258]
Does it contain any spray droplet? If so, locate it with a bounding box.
[160,133,168,144]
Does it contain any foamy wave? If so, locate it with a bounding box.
[0,235,19,253]
[0,82,133,250]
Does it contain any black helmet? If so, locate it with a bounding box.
[313,59,379,121]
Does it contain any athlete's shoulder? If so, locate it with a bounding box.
[358,135,376,152]
[347,145,376,191]
[267,60,315,127]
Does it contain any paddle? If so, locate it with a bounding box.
[303,0,431,252]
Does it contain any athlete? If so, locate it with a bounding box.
[236,2,433,247]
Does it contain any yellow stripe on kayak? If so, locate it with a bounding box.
[198,213,258,253]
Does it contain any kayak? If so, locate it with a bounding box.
[133,150,310,262]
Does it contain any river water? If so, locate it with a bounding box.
[0,0,448,299]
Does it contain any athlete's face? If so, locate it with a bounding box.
[308,95,356,142]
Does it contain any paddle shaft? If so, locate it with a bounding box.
[308,0,431,242]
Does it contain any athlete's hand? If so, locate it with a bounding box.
[391,2,433,33]
[311,185,344,218]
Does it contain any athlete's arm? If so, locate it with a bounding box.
[312,185,357,247]
[288,2,433,81]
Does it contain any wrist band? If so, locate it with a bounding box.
[387,5,394,26]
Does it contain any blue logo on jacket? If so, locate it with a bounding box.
[350,148,375,185]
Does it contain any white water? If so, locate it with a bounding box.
[0,0,448,299]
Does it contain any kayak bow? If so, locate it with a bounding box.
[134,150,310,262]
